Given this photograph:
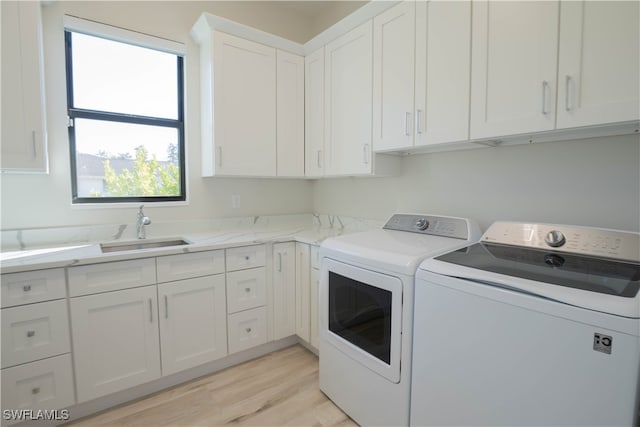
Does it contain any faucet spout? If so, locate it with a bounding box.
[136,205,151,239]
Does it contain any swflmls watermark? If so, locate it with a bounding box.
[3,409,70,422]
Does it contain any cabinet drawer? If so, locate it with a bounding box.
[225,245,266,271]
[226,267,266,314]
[1,300,71,369]
[1,269,66,308]
[227,306,267,354]
[157,250,225,283]
[310,245,320,270]
[1,354,75,417]
[68,258,156,297]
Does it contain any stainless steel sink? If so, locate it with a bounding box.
[100,238,191,253]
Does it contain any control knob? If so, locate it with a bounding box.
[415,217,429,230]
[545,230,566,248]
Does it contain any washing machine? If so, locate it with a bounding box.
[411,221,640,426]
[319,213,481,426]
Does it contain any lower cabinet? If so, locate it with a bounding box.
[228,306,267,354]
[272,242,296,340]
[158,275,227,376]
[70,285,161,402]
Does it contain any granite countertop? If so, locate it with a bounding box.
[0,214,382,274]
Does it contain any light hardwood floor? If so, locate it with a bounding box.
[67,345,358,427]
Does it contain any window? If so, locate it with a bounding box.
[64,19,186,203]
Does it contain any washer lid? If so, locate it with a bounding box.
[321,229,475,276]
[419,243,640,318]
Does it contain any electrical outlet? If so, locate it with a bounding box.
[232,195,240,209]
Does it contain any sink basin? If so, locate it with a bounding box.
[100,238,191,253]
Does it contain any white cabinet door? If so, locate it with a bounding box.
[272,242,296,340]
[415,0,471,146]
[158,275,227,376]
[373,1,416,152]
[70,285,161,402]
[470,1,559,139]
[1,1,48,173]
[309,267,319,350]
[295,243,310,342]
[227,306,267,354]
[304,47,325,178]
[556,1,640,128]
[324,21,373,176]
[212,31,276,176]
[276,50,304,177]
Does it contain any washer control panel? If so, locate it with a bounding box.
[482,222,640,262]
[383,214,470,239]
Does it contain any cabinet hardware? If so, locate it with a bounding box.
[404,112,411,136]
[278,253,282,272]
[363,144,370,165]
[31,131,37,159]
[541,80,549,115]
[244,287,251,293]
[317,150,322,169]
[565,75,572,111]
[149,299,153,323]
[245,327,252,333]
[32,387,40,395]
[416,109,423,134]
[164,295,169,319]
[26,330,36,338]
[245,256,250,261]
[23,285,32,292]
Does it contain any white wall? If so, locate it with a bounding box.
[0,1,315,231]
[313,134,640,232]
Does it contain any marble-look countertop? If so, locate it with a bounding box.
[0,214,383,274]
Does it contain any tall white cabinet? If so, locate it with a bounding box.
[556,1,640,128]
[323,21,374,176]
[1,1,48,173]
[470,1,560,139]
[276,51,305,177]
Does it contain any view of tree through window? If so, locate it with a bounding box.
[65,30,185,203]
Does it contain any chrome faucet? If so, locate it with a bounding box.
[136,205,151,239]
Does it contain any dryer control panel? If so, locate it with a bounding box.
[482,222,640,263]
[383,214,471,240]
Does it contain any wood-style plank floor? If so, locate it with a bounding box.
[67,345,358,427]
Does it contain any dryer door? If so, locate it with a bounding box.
[320,257,403,383]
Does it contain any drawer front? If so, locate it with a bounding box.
[310,245,320,270]
[226,267,266,314]
[225,245,266,272]
[1,300,71,369]
[227,306,267,354]
[1,354,75,417]
[68,258,156,297]
[157,250,225,283]
[1,269,66,308]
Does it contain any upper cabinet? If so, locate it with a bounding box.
[276,50,305,177]
[470,1,560,139]
[1,1,48,173]
[372,1,471,152]
[304,47,325,178]
[556,1,639,129]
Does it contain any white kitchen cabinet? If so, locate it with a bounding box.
[414,0,471,146]
[227,306,267,354]
[556,1,639,128]
[70,285,161,402]
[1,268,66,308]
[309,261,319,350]
[2,300,71,369]
[1,0,48,173]
[276,50,304,177]
[295,243,310,342]
[156,250,225,283]
[158,275,227,376]
[324,21,400,176]
[67,258,156,297]
[470,1,559,139]
[200,31,276,176]
[304,47,325,178]
[226,267,266,313]
[1,354,75,421]
[372,1,416,152]
[272,242,296,340]
[226,245,266,272]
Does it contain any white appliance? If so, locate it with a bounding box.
[319,214,481,426]
[411,221,640,426]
